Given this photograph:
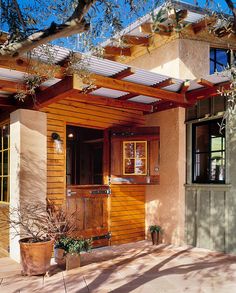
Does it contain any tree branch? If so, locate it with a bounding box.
[225,0,236,31]
[0,0,97,59]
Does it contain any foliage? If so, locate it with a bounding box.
[0,200,77,243]
[149,225,163,233]
[55,236,92,255]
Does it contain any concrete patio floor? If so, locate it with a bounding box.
[1,241,236,293]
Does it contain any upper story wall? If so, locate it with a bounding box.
[127,39,209,80]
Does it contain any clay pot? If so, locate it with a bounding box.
[151,231,159,245]
[66,253,81,271]
[19,238,54,276]
[54,248,66,268]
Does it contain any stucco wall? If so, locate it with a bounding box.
[145,108,186,245]
[128,39,209,79]
[127,38,209,245]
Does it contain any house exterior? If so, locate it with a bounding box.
[0,1,235,261]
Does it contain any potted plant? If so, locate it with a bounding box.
[149,225,163,245]
[0,200,76,276]
[54,236,92,270]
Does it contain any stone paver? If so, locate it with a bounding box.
[1,241,236,292]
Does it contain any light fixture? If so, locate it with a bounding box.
[51,132,63,154]
[68,133,74,138]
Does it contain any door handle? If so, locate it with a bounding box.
[67,189,77,196]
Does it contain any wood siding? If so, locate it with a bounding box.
[185,185,236,254]
[42,98,146,245]
[0,203,9,256]
[110,185,145,245]
[43,98,145,205]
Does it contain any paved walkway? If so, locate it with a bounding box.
[1,241,236,292]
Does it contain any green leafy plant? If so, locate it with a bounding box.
[55,236,92,255]
[149,225,163,233]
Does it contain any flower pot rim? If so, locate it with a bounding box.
[19,237,53,245]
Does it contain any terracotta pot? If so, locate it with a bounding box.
[54,248,66,268]
[151,231,159,245]
[19,238,54,276]
[66,253,81,271]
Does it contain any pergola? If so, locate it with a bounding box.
[0,48,231,119]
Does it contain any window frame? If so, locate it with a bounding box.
[210,48,232,74]
[123,140,148,176]
[192,119,225,184]
[0,124,10,203]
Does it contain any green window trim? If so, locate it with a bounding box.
[0,124,10,203]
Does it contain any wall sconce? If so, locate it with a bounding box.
[51,132,63,154]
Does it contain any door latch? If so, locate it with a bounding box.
[67,189,77,196]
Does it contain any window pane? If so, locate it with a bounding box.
[0,128,2,150]
[3,177,8,202]
[216,49,228,68]
[135,159,146,174]
[195,124,209,152]
[3,151,8,175]
[124,159,135,174]
[136,142,145,158]
[210,60,215,74]
[3,125,9,149]
[210,152,225,181]
[0,178,2,201]
[0,152,2,176]
[211,137,223,152]
[194,153,209,182]
[124,143,135,158]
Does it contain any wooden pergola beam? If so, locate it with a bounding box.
[122,35,150,46]
[0,97,16,107]
[118,78,174,101]
[191,16,216,34]
[197,78,214,88]
[67,92,153,112]
[104,46,131,57]
[74,73,187,104]
[30,76,153,112]
[152,100,178,112]
[27,76,74,109]
[0,58,65,79]
[186,81,231,102]
[0,79,27,93]
[179,81,190,94]
[111,67,136,79]
[139,23,171,36]
[153,78,174,88]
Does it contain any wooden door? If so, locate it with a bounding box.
[66,185,110,247]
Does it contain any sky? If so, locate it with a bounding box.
[0,0,233,52]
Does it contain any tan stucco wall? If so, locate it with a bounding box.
[128,39,209,79]
[127,38,209,245]
[145,108,186,245]
[10,109,47,262]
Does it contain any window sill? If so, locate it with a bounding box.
[185,183,231,189]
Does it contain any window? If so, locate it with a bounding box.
[123,141,147,175]
[0,124,10,202]
[210,48,232,74]
[66,126,104,185]
[192,119,225,184]
[110,127,160,185]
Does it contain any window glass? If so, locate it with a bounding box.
[0,124,9,202]
[123,141,147,175]
[193,119,225,184]
[210,48,231,74]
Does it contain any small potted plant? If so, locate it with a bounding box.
[149,225,163,245]
[54,236,92,270]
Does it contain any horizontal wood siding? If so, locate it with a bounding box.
[110,185,145,245]
[0,204,9,256]
[43,98,144,205]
